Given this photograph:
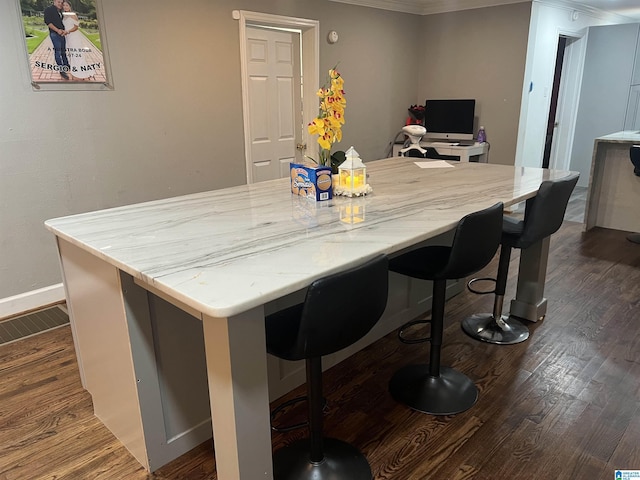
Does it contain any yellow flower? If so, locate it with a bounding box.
[327,114,341,129]
[318,133,332,150]
[308,118,325,137]
[307,67,346,166]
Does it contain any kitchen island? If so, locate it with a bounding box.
[45,157,575,479]
[585,130,640,232]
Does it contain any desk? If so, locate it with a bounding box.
[585,131,640,232]
[392,141,489,162]
[45,158,572,479]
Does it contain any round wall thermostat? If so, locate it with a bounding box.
[327,30,339,44]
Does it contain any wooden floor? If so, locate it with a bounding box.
[1,222,639,480]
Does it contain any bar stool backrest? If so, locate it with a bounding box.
[292,255,389,359]
[514,173,579,250]
[437,202,504,280]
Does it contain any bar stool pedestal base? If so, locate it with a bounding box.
[389,365,478,415]
[273,438,372,480]
[462,313,529,345]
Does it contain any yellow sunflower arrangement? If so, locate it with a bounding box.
[307,68,346,168]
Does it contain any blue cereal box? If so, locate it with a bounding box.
[290,163,333,201]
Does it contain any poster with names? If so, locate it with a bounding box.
[21,0,106,84]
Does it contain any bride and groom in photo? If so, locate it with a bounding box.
[43,0,94,81]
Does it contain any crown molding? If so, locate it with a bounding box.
[327,0,425,15]
[328,0,530,15]
[535,0,638,22]
[328,0,640,20]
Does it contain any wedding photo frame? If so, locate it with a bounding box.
[17,0,113,91]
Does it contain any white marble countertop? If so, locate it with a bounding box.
[45,157,574,318]
[596,130,640,143]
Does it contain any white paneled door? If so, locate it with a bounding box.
[245,26,302,183]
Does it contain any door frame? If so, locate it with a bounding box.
[542,35,567,169]
[549,30,585,171]
[235,10,319,184]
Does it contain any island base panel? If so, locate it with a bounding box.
[508,237,550,323]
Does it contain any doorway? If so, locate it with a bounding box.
[244,26,302,183]
[542,36,567,168]
[236,11,319,184]
[544,33,583,171]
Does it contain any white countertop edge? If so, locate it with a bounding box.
[46,218,462,319]
[596,130,640,143]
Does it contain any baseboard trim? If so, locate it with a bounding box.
[0,284,65,320]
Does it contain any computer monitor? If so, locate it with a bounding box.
[423,99,475,141]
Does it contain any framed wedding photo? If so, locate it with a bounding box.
[18,0,113,90]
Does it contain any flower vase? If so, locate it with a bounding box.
[319,148,331,168]
[319,148,338,192]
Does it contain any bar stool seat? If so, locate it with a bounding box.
[265,255,389,480]
[462,173,579,344]
[388,202,504,415]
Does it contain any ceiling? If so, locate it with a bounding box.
[329,0,640,20]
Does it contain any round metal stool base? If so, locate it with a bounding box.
[389,365,478,415]
[272,437,372,480]
[461,313,529,345]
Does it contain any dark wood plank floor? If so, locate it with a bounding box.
[1,222,639,480]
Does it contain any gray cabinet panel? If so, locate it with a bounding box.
[625,85,640,131]
[632,31,640,86]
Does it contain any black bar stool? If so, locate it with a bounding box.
[462,173,579,344]
[388,202,503,415]
[628,145,640,244]
[265,255,389,480]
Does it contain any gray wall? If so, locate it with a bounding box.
[0,0,421,300]
[418,2,531,166]
[570,23,640,185]
[1,0,530,303]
